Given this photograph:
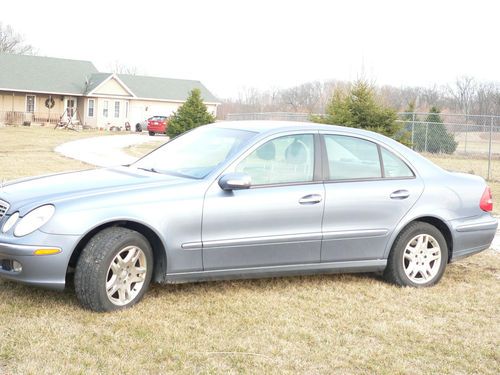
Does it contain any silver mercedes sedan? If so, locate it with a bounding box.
[0,121,497,311]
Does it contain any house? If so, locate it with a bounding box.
[0,53,219,129]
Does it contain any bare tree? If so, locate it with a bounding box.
[219,76,500,120]
[474,82,500,116]
[448,76,476,115]
[0,22,35,54]
[109,61,139,75]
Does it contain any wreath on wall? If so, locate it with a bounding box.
[45,97,55,109]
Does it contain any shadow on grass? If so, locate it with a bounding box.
[0,271,383,310]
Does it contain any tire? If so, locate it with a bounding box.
[384,222,448,287]
[75,227,153,312]
[148,131,155,136]
[135,124,141,132]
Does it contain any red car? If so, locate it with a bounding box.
[147,116,169,136]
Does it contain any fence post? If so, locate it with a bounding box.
[487,116,493,180]
[411,113,415,149]
[425,122,428,153]
[464,122,468,153]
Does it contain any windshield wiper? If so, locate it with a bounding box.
[136,167,195,179]
[136,167,160,174]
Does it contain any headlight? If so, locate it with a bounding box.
[14,205,55,237]
[2,212,19,233]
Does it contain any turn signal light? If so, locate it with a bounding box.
[33,248,61,256]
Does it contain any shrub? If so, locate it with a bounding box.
[413,107,457,154]
[167,89,216,137]
[311,80,408,144]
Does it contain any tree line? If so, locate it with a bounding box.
[218,76,500,118]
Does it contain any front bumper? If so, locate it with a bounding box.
[449,214,498,262]
[0,232,80,290]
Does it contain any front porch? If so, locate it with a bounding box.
[0,110,60,126]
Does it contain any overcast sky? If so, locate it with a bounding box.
[2,0,499,98]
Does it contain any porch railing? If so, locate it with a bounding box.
[0,111,60,126]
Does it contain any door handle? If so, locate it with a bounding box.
[390,190,410,200]
[299,194,323,205]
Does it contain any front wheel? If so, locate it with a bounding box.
[384,222,448,287]
[75,227,153,312]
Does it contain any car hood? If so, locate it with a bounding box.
[0,167,192,213]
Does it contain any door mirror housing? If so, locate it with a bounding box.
[218,172,252,191]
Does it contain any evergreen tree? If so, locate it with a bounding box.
[403,101,417,146]
[311,80,406,143]
[413,106,457,154]
[167,89,216,137]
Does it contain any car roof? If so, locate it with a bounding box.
[213,120,383,139]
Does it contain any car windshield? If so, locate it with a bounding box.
[133,126,256,179]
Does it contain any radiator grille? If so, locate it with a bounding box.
[0,200,9,219]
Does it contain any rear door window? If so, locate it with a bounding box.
[323,135,382,180]
[381,148,414,178]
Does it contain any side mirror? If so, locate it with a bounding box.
[218,172,252,191]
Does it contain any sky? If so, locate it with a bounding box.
[2,0,499,99]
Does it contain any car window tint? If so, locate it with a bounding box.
[236,134,314,185]
[324,135,382,180]
[381,148,414,178]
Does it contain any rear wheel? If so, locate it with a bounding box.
[75,227,153,312]
[384,222,448,287]
[148,131,155,136]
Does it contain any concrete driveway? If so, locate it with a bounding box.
[55,133,166,167]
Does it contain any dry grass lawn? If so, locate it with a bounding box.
[0,126,499,374]
[0,126,110,180]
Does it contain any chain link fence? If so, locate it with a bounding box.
[226,112,500,181]
[398,113,500,180]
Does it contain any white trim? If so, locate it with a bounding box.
[0,88,220,105]
[87,98,95,117]
[117,96,220,105]
[25,94,36,113]
[0,87,84,97]
[87,74,136,97]
[88,94,134,99]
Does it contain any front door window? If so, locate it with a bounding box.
[235,134,314,185]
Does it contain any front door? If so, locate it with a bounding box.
[202,133,324,270]
[320,133,425,262]
[65,97,76,121]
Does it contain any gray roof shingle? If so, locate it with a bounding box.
[118,74,219,103]
[0,53,98,95]
[84,73,113,94]
[0,53,219,103]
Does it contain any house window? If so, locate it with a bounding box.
[103,101,109,117]
[26,95,35,113]
[114,101,120,118]
[88,99,95,117]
